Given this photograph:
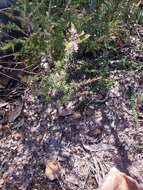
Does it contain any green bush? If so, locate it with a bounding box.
[1,0,142,101]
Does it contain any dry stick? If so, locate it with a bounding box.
[136,28,142,39]
[80,136,98,184]
[80,137,108,187]
[0,7,11,12]
[82,166,91,190]
[0,61,24,64]
[6,84,25,97]
[56,176,66,190]
[0,56,42,75]
[6,31,28,39]
[0,65,37,75]
[0,71,25,84]
[0,52,19,59]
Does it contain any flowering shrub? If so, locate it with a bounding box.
[1,0,142,101]
[68,23,79,53]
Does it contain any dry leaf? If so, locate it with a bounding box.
[45,160,64,181]
[8,100,23,122]
[72,111,81,119]
[92,128,102,137]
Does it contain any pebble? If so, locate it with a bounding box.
[12,132,22,141]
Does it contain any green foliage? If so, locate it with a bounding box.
[139,95,143,103]
[0,0,142,101]
[131,95,139,127]
[90,79,115,95]
[1,0,141,57]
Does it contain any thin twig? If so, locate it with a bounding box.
[0,7,11,12]
[0,71,24,84]
[80,136,108,186]
[0,53,18,59]
[0,65,37,75]
[56,176,66,190]
[82,167,91,190]
[0,61,24,64]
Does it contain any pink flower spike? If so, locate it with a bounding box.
[71,41,78,52]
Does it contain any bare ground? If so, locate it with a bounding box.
[0,25,143,190]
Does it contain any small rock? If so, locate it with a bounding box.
[13,132,22,141]
[36,134,43,143]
